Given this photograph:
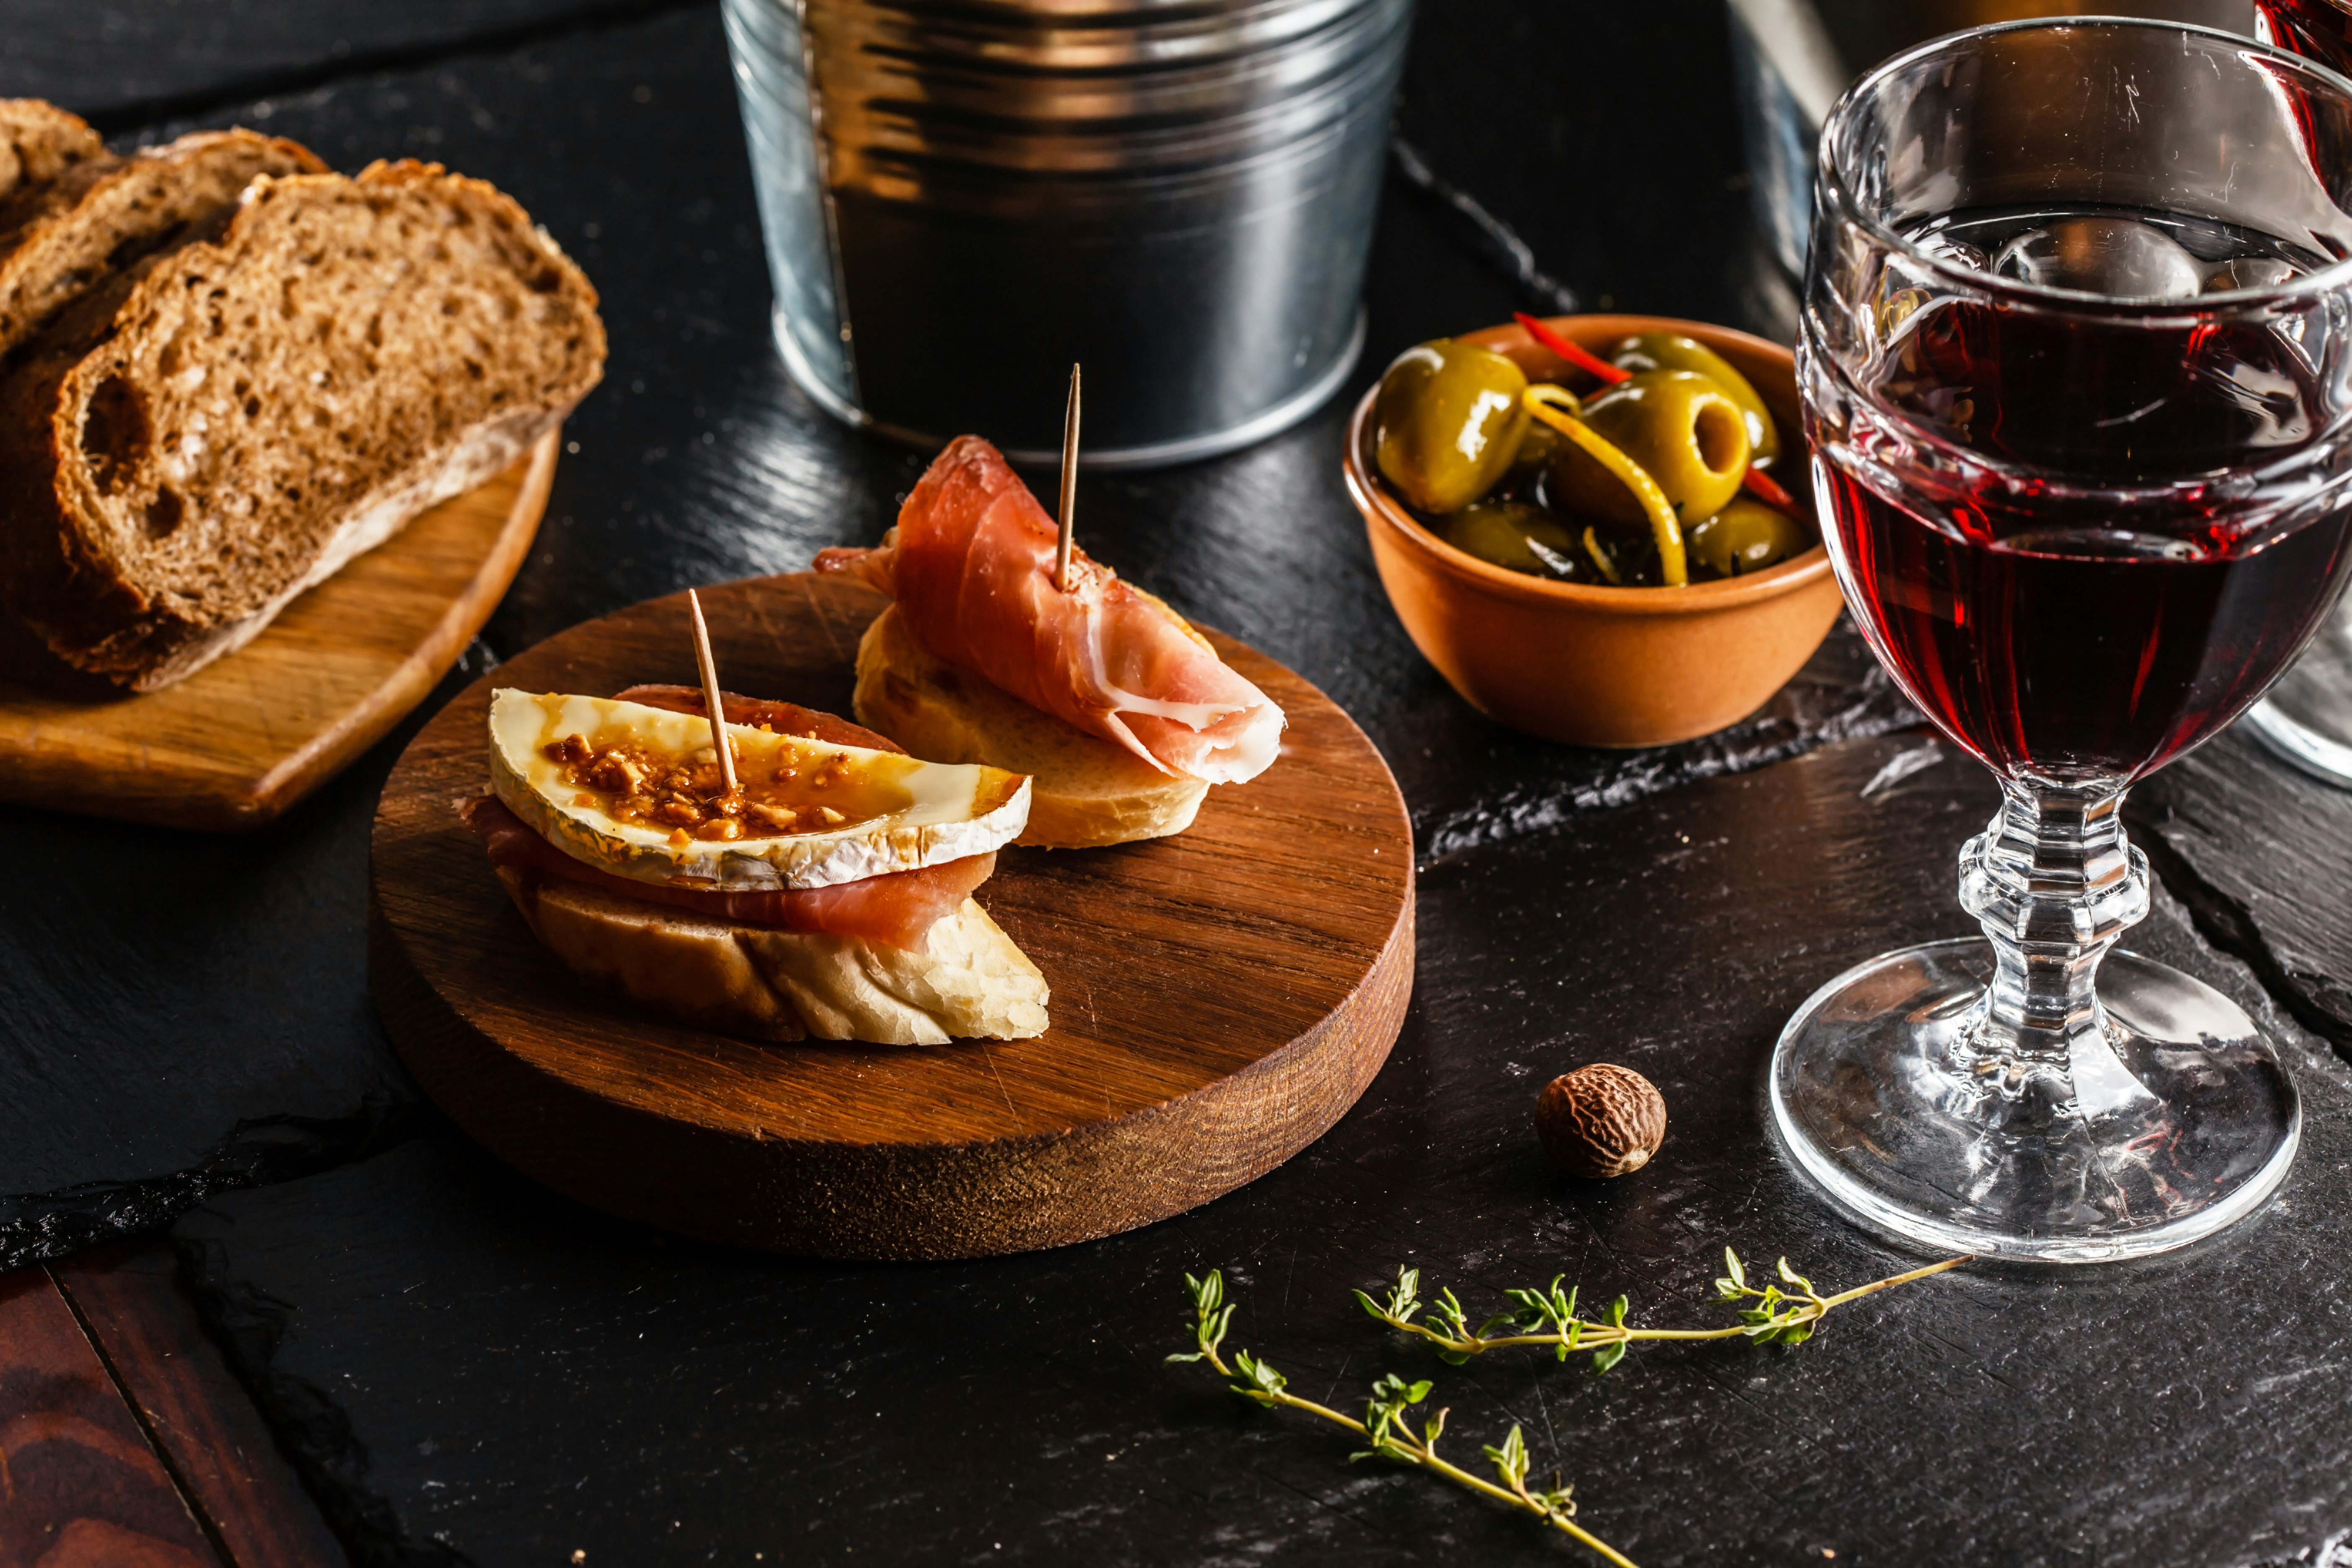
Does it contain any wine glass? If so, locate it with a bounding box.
[2249,0,2352,784]
[1781,18,2352,1261]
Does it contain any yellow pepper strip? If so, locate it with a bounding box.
[1522,383,1689,587]
[1582,526,1624,585]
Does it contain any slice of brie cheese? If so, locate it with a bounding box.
[488,689,1031,890]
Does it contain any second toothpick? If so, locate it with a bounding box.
[1055,362,1081,592]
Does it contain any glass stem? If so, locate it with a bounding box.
[1955,780,2153,1124]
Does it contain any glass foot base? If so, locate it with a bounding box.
[1770,939,2299,1262]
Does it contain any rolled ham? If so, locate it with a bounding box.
[814,436,1284,784]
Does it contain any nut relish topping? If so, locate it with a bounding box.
[543,732,868,842]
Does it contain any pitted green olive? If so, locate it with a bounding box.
[1442,500,1586,579]
[1374,339,1530,514]
[1609,333,1781,468]
[1547,370,1751,530]
[1686,497,1811,579]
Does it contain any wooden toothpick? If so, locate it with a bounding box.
[686,588,738,795]
[1055,362,1081,593]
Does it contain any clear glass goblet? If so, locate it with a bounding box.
[1781,18,2352,1261]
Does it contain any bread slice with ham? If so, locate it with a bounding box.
[471,683,1048,1045]
[815,436,1284,847]
[495,869,1044,1045]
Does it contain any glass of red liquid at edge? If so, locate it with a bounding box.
[2247,0,2352,781]
[2259,0,2352,77]
[1779,17,2352,1261]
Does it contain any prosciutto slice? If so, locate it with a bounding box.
[814,436,1284,784]
[463,796,993,953]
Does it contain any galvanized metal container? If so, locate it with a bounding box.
[1727,0,2254,277]
[722,0,1414,467]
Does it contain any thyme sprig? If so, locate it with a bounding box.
[1168,1271,1638,1568]
[1171,1251,1968,1565]
[1359,1248,1970,1373]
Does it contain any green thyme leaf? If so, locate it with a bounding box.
[1483,1424,1529,1488]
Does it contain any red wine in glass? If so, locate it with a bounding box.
[1823,471,2352,782]
[1784,13,2352,1265]
[1820,205,2352,785]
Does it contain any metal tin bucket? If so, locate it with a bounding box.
[1727,0,2253,278]
[721,0,1414,468]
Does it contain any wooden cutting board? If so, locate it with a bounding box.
[369,572,1415,1259]
[0,431,557,831]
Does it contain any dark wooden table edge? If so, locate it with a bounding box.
[0,1239,350,1567]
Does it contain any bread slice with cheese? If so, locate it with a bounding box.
[853,604,1208,849]
[497,868,1049,1046]
[473,688,1051,1045]
[0,158,606,691]
[0,129,327,360]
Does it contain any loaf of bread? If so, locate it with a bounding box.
[0,100,105,206]
[0,157,606,690]
[853,604,1209,848]
[0,129,325,358]
[496,867,1052,1045]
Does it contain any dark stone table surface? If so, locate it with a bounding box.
[4,3,2350,1565]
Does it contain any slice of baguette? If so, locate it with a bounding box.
[0,158,606,691]
[0,101,105,207]
[0,129,327,358]
[495,867,1052,1046]
[852,604,1209,849]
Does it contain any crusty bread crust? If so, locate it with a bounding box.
[0,129,326,359]
[853,605,1209,849]
[0,158,607,691]
[0,101,103,207]
[496,866,1052,1046]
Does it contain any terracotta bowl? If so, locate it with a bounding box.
[1345,314,1844,748]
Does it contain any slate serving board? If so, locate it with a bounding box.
[0,430,557,831]
[368,570,1416,1257]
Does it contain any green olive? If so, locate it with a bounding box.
[1547,370,1751,531]
[1374,339,1530,514]
[1442,500,1586,579]
[1686,497,1811,580]
[1609,333,1781,467]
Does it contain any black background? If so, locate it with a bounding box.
[5,2,2351,1563]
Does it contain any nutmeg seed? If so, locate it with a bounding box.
[1536,1064,1666,1179]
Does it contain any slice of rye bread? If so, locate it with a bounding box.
[0,129,327,359]
[0,100,104,206]
[0,158,607,691]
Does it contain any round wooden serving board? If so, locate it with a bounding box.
[0,431,557,830]
[369,572,1414,1259]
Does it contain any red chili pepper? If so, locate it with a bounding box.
[1514,312,1630,386]
[1740,465,1799,513]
